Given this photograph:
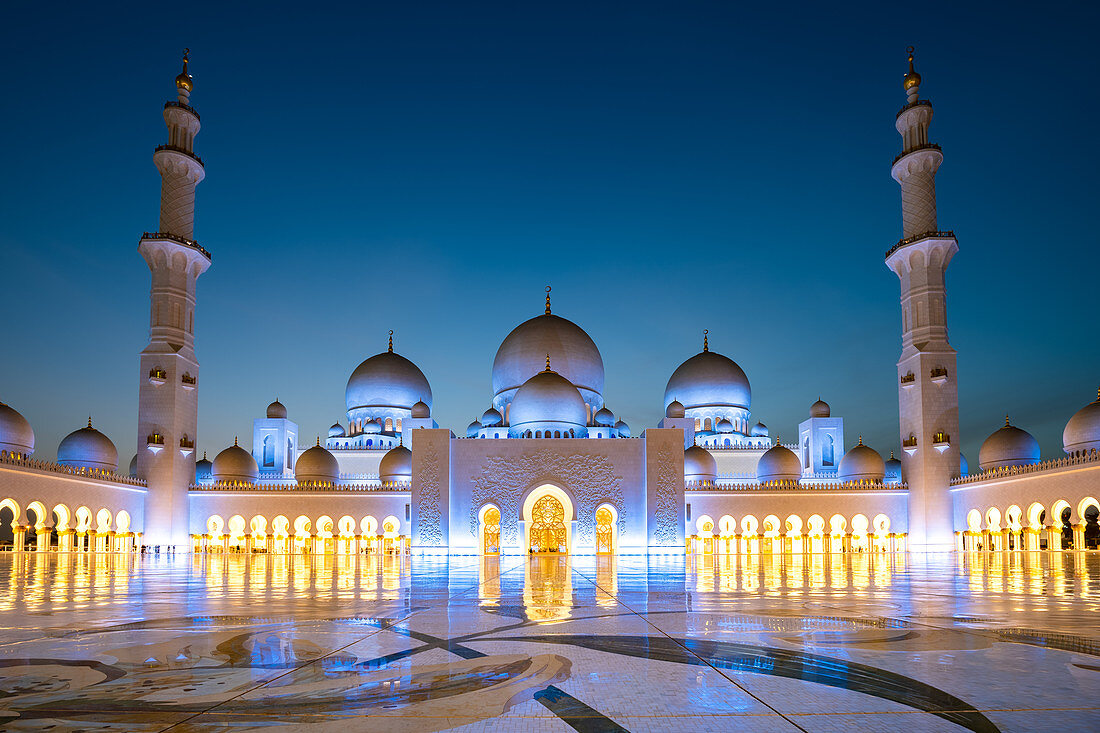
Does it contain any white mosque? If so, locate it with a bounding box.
[1,50,1098,557]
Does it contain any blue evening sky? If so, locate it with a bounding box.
[1,1,1096,465]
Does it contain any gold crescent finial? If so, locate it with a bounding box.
[858,435,864,445]
[175,48,194,92]
[903,45,921,92]
[1005,414,1010,427]
[545,352,552,371]
[87,416,92,428]
[703,329,709,352]
[545,285,552,315]
[388,330,394,352]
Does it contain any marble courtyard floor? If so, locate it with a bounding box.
[0,552,1097,732]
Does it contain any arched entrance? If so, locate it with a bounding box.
[482,506,501,555]
[596,507,614,554]
[530,495,567,552]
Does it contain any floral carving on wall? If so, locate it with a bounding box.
[415,441,444,546]
[651,446,682,546]
[469,451,625,546]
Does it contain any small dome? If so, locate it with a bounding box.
[57,420,118,472]
[195,452,212,481]
[1063,389,1100,454]
[615,420,631,438]
[379,444,412,483]
[0,401,34,455]
[809,399,830,418]
[594,407,615,426]
[266,399,288,419]
[295,442,339,485]
[838,438,885,482]
[212,441,259,483]
[363,419,382,434]
[328,422,346,438]
[128,454,138,477]
[411,400,430,419]
[750,421,768,437]
[884,451,903,483]
[715,418,734,434]
[466,420,482,438]
[756,444,801,484]
[665,400,685,419]
[509,367,588,431]
[481,407,503,427]
[979,418,1040,471]
[684,445,717,482]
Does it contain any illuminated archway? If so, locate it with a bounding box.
[522,485,573,553]
[595,504,616,555]
[479,504,501,555]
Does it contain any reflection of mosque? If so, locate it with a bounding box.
[2,49,1099,559]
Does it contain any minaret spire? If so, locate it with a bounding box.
[388,329,394,352]
[703,329,709,352]
[885,46,959,552]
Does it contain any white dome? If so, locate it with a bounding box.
[379,445,412,483]
[57,420,118,472]
[810,399,830,418]
[594,407,615,426]
[1063,389,1100,454]
[615,419,630,438]
[715,418,734,434]
[509,368,588,432]
[363,419,382,434]
[266,399,287,419]
[346,349,432,416]
[838,439,885,482]
[665,400,685,419]
[684,445,717,482]
[664,344,751,414]
[411,400,430,419]
[979,419,1040,471]
[295,443,339,485]
[0,401,34,455]
[195,452,212,481]
[750,421,768,437]
[328,422,346,438]
[757,444,801,484]
[481,407,503,427]
[466,420,482,437]
[212,442,259,483]
[492,309,604,411]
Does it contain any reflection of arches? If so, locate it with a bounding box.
[595,505,615,554]
[480,504,501,555]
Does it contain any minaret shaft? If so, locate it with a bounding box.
[886,50,958,552]
[136,53,210,548]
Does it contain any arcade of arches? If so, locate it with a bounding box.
[959,497,1100,552]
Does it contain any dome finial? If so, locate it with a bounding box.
[902,45,922,98]
[388,329,393,353]
[1005,414,1011,427]
[890,450,895,459]
[202,450,207,460]
[233,436,238,446]
[175,48,193,93]
[703,329,709,352]
[545,352,552,372]
[316,436,321,447]
[545,285,552,315]
[87,416,92,428]
[858,435,864,446]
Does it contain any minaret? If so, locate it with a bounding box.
[136,50,211,548]
[885,48,959,552]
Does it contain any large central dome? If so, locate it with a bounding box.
[492,293,604,412]
[346,350,432,415]
[664,348,751,413]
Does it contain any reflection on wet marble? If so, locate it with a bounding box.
[0,551,1098,731]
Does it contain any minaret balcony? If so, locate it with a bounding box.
[884,230,956,259]
[179,436,195,456]
[148,368,167,386]
[902,436,919,455]
[892,142,941,166]
[164,100,200,120]
[900,372,916,389]
[930,367,949,384]
[896,98,932,119]
[181,373,197,390]
[147,433,166,453]
[154,144,204,167]
[932,432,951,453]
[140,232,211,260]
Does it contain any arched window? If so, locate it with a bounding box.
[724,438,731,446]
[384,417,393,432]
[366,439,372,447]
[554,430,561,438]
[262,435,274,467]
[822,434,834,467]
[287,438,294,468]
[396,418,402,432]
[704,418,712,431]
[803,437,809,466]
[695,418,702,430]
[535,430,542,438]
